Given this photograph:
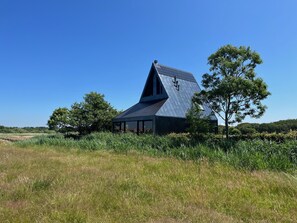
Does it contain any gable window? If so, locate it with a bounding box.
[156,76,162,95]
[143,72,154,97]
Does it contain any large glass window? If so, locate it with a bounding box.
[144,121,153,133]
[126,121,137,133]
[114,120,152,134]
[121,122,125,132]
[138,121,144,134]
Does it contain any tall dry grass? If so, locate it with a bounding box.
[0,144,297,222]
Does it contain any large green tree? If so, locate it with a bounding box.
[48,92,118,135]
[70,92,118,135]
[47,107,71,133]
[193,45,270,139]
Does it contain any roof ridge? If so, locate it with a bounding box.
[154,63,194,76]
[153,62,197,83]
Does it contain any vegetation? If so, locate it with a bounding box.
[193,45,270,139]
[237,119,297,133]
[16,132,297,172]
[47,108,70,133]
[186,102,211,137]
[1,143,296,222]
[48,92,118,135]
[0,126,52,134]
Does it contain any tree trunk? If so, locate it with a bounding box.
[225,113,229,140]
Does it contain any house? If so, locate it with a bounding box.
[112,60,218,134]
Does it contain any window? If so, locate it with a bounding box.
[115,120,152,134]
[156,77,162,95]
[143,72,154,97]
[144,121,153,133]
[121,122,125,132]
[138,121,144,134]
[126,121,137,133]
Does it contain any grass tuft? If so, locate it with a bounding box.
[32,179,52,191]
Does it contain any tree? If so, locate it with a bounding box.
[186,102,211,137]
[47,107,71,133]
[70,92,118,135]
[48,92,119,135]
[69,102,88,135]
[193,45,270,139]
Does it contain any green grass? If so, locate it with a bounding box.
[16,132,297,172]
[1,143,297,222]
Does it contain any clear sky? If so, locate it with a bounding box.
[1,0,297,127]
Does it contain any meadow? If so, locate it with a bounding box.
[0,133,297,222]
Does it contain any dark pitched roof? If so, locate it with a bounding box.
[153,63,216,120]
[115,99,166,119]
[154,63,197,82]
[113,61,217,121]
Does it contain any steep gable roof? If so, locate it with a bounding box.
[154,63,215,119]
[113,61,217,121]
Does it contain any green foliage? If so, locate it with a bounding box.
[193,45,270,139]
[236,123,257,135]
[0,125,52,134]
[228,131,297,142]
[237,119,297,133]
[47,108,71,133]
[229,127,241,136]
[217,125,225,135]
[48,92,118,135]
[17,132,297,172]
[186,102,211,137]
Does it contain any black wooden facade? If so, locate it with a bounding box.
[112,61,218,134]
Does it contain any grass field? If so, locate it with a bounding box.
[0,133,46,143]
[1,143,297,222]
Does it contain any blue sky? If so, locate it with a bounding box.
[1,0,297,127]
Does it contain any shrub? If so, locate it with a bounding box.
[229,127,241,136]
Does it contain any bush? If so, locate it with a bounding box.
[229,127,241,136]
[238,125,257,135]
